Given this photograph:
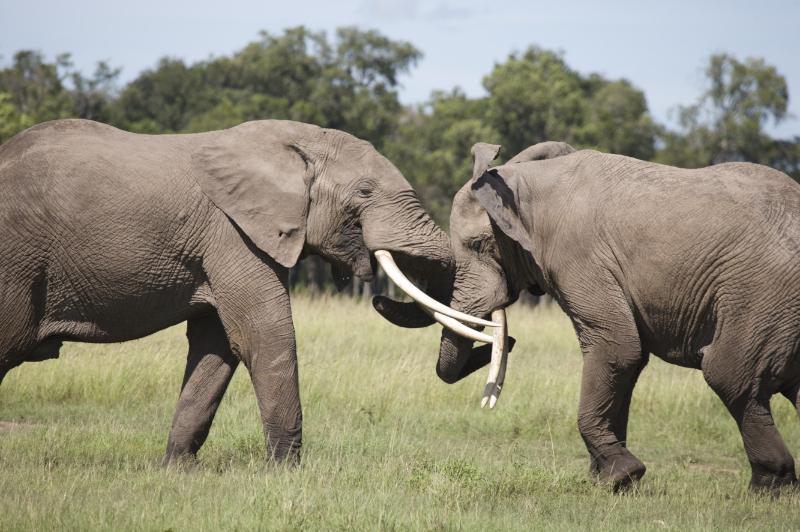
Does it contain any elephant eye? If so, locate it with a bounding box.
[470,239,483,253]
[357,181,373,197]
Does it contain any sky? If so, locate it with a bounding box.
[3,0,800,138]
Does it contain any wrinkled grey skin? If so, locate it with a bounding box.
[0,119,453,466]
[435,141,800,492]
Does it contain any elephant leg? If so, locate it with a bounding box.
[781,380,800,422]
[162,313,239,467]
[612,352,650,447]
[703,346,798,492]
[214,266,302,464]
[578,336,647,491]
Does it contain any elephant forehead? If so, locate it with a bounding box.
[451,187,491,240]
[322,155,412,195]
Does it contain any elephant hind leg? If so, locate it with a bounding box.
[0,281,52,382]
[162,312,239,468]
[728,396,796,492]
[703,345,798,492]
[781,381,800,421]
[0,331,43,386]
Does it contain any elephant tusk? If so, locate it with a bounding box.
[489,318,508,409]
[374,250,501,328]
[418,306,494,344]
[482,308,508,409]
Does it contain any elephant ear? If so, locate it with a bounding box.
[470,142,534,254]
[192,122,315,268]
[471,142,501,182]
[506,141,576,165]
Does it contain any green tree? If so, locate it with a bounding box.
[110,26,421,150]
[656,53,797,175]
[386,47,660,228]
[68,60,121,122]
[383,90,500,228]
[0,50,74,123]
[110,57,213,133]
[766,137,800,181]
[0,50,121,141]
[484,46,659,160]
[0,92,34,143]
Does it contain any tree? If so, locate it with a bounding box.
[484,46,659,160]
[0,92,34,144]
[0,50,121,141]
[385,47,660,228]
[68,60,121,122]
[656,53,797,174]
[110,26,421,150]
[0,51,74,124]
[110,57,213,133]
[383,90,500,228]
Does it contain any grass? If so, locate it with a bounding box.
[1,295,799,531]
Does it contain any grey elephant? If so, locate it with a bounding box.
[0,119,455,465]
[376,140,800,492]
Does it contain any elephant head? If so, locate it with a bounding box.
[375,140,576,386]
[433,141,577,383]
[192,120,455,296]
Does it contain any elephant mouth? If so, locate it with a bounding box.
[353,252,378,284]
[374,250,511,407]
[329,262,353,292]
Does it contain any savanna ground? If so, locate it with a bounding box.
[1,295,799,531]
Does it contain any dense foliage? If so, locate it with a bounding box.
[383,47,661,225]
[0,50,119,143]
[108,27,420,152]
[2,27,799,290]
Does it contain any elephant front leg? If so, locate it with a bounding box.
[246,334,303,464]
[215,269,303,465]
[163,313,239,468]
[578,339,647,491]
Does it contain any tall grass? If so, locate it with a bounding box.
[1,295,798,530]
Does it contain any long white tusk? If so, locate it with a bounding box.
[418,306,494,344]
[374,250,500,328]
[482,309,507,408]
[489,319,509,409]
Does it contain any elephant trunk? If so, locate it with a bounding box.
[371,269,453,328]
[371,223,456,329]
[436,328,476,383]
[435,316,517,385]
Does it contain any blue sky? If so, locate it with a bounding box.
[3,0,800,137]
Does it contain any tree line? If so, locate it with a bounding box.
[2,26,799,295]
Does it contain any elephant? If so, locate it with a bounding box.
[375,140,800,492]
[0,118,456,466]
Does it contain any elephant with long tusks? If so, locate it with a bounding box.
[0,118,468,467]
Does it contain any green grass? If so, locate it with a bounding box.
[1,295,799,531]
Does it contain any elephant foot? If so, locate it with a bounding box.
[748,464,798,495]
[160,452,199,472]
[265,444,301,470]
[589,448,646,492]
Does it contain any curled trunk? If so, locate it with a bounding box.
[371,240,456,328]
[436,329,515,384]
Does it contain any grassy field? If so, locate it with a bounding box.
[1,295,799,531]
